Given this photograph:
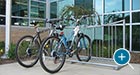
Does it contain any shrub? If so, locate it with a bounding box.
[0,41,16,59]
[8,43,16,59]
[0,41,5,56]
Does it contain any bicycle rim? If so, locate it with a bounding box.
[40,36,66,73]
[15,35,39,67]
[76,35,91,62]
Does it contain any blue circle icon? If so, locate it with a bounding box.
[113,48,131,65]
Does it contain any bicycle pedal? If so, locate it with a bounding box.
[71,50,76,54]
[51,50,57,57]
[68,54,73,57]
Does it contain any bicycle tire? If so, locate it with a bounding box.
[15,35,40,68]
[39,36,66,73]
[76,34,91,62]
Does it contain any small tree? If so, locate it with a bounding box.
[60,5,101,25]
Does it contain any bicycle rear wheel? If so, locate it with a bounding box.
[39,36,66,73]
[15,35,40,68]
[76,34,91,62]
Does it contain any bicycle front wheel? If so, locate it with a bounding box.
[15,35,40,68]
[39,36,66,73]
[76,34,91,62]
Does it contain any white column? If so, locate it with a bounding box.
[28,0,31,26]
[46,0,50,19]
[2,0,11,58]
[46,0,50,27]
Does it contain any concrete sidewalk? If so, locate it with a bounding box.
[0,62,140,75]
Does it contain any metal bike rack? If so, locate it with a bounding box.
[65,20,126,70]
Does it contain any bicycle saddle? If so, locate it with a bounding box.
[56,25,66,31]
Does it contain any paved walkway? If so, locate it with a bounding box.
[0,62,140,75]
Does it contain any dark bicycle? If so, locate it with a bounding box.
[15,19,65,68]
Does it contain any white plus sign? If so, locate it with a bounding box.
[118,53,126,61]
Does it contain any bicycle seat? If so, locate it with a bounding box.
[56,25,66,31]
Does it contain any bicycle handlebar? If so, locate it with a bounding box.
[30,15,90,28]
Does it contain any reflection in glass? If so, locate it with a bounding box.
[105,0,130,13]
[50,2,57,18]
[75,0,93,11]
[39,0,46,1]
[12,18,28,26]
[95,0,102,14]
[132,25,140,51]
[0,0,6,15]
[30,19,45,27]
[104,26,130,51]
[12,0,28,17]
[31,1,46,18]
[57,0,74,17]
[132,0,140,10]
[132,12,140,23]
[0,16,5,25]
[104,13,130,24]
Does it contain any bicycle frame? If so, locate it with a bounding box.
[32,23,58,45]
[57,25,87,55]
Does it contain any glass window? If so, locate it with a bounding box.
[30,19,45,27]
[50,2,57,18]
[95,0,102,14]
[31,1,46,18]
[12,0,28,17]
[125,26,130,50]
[103,26,130,50]
[0,0,6,15]
[104,13,130,24]
[132,25,140,51]
[132,0,140,10]
[132,12,140,23]
[12,18,28,26]
[39,0,46,1]
[75,0,93,11]
[57,0,74,16]
[105,0,130,13]
[0,16,5,25]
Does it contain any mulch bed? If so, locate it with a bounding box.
[130,52,140,63]
[0,59,17,65]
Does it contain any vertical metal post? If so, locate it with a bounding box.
[123,19,126,48]
[111,26,114,57]
[108,26,110,58]
[129,0,132,51]
[2,0,11,58]
[115,25,117,50]
[102,0,104,57]
[46,0,50,27]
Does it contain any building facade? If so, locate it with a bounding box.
[0,0,140,52]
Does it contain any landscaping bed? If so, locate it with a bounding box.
[0,58,16,65]
[130,52,140,63]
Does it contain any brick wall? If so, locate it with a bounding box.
[0,26,48,44]
[0,26,5,42]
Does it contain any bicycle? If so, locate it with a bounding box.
[39,15,92,73]
[15,19,65,68]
